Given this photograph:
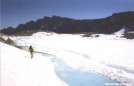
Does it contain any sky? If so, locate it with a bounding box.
[1,0,134,29]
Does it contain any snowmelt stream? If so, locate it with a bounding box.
[39,52,118,86]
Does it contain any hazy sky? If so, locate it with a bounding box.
[1,0,134,29]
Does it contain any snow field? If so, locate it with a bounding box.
[1,42,68,86]
[1,30,134,86]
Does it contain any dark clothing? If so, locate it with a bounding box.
[28,46,34,58]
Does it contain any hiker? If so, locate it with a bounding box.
[28,46,34,58]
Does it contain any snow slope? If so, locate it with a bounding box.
[1,32,134,86]
[1,42,68,86]
[113,26,130,35]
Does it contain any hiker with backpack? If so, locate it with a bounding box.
[28,46,34,59]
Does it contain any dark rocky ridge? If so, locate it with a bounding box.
[1,11,134,35]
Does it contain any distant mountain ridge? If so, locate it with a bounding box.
[1,11,134,35]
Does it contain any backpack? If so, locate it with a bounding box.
[29,46,34,52]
